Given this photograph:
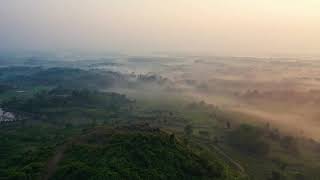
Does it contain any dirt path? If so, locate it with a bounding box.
[209,144,245,172]
[41,143,68,180]
[192,136,245,173]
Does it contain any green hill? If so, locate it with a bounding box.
[49,126,244,180]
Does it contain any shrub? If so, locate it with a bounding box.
[227,124,269,156]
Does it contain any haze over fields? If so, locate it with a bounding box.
[1,0,320,146]
[83,55,320,141]
[1,1,320,179]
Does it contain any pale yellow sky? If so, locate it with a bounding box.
[1,0,320,56]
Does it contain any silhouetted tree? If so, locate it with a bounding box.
[226,121,231,129]
[184,124,193,137]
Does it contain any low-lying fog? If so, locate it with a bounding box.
[4,53,320,141]
[101,55,320,141]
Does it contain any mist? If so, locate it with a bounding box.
[1,0,320,56]
[2,1,320,179]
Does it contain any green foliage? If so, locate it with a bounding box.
[0,66,317,180]
[53,128,237,180]
[227,124,269,156]
[0,67,124,89]
[0,121,78,180]
[184,124,194,137]
[1,88,134,124]
[53,161,97,180]
[280,136,298,154]
[268,170,286,180]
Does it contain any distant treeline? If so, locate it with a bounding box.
[0,66,171,90]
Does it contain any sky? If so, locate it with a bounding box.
[1,0,320,56]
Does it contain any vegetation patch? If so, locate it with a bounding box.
[52,127,239,180]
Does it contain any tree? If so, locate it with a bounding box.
[170,133,176,144]
[294,172,305,180]
[280,136,298,154]
[226,121,231,129]
[268,170,286,180]
[270,128,280,141]
[184,124,193,137]
[227,124,269,155]
[272,158,288,171]
[199,131,210,138]
[91,119,97,127]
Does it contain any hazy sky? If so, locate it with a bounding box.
[1,0,320,56]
